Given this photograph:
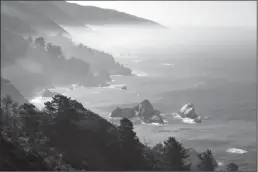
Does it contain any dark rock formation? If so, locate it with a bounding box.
[178,103,202,123]
[111,107,136,118]
[121,86,127,90]
[110,100,164,124]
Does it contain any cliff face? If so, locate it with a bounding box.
[110,100,164,124]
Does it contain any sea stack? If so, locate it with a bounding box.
[178,103,202,123]
[110,100,164,124]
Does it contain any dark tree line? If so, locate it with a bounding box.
[0,94,238,171]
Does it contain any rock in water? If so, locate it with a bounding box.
[110,107,136,118]
[121,86,127,90]
[110,100,164,124]
[178,103,202,123]
[134,100,154,118]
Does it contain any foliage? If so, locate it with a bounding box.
[0,95,240,171]
[226,163,239,171]
[162,137,191,171]
[198,149,217,171]
[44,94,86,114]
[118,118,149,170]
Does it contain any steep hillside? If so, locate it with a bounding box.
[54,1,164,26]
[1,1,69,36]
[1,78,28,105]
[1,1,163,36]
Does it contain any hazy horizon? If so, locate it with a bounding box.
[68,1,257,29]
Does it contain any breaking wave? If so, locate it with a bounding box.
[172,113,196,124]
[132,71,148,77]
[162,63,174,66]
[226,148,248,154]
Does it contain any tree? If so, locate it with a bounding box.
[163,137,191,171]
[118,118,148,170]
[1,96,19,129]
[1,95,20,144]
[198,149,217,171]
[151,143,166,170]
[44,94,71,114]
[44,94,86,115]
[35,37,45,48]
[0,107,4,132]
[226,163,239,171]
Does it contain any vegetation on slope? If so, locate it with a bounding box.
[0,94,238,171]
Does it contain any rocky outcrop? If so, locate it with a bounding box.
[111,107,136,118]
[178,103,202,123]
[110,100,164,124]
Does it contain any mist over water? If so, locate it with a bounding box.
[63,24,256,58]
[30,24,256,171]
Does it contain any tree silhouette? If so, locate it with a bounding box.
[226,163,239,171]
[44,94,71,114]
[163,137,191,171]
[151,143,166,170]
[198,149,217,171]
[118,118,148,170]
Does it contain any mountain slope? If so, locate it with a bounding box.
[1,78,29,105]
[1,1,163,36]
[1,1,69,35]
[54,1,164,27]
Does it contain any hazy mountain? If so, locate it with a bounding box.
[53,1,164,27]
[1,1,68,36]
[1,1,163,36]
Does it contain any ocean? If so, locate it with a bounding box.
[31,27,257,171]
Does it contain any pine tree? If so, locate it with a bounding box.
[198,149,217,171]
[118,118,148,170]
[226,163,238,171]
[163,137,191,171]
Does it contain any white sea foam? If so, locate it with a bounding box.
[111,74,122,77]
[133,71,148,77]
[133,60,142,63]
[108,113,122,120]
[217,161,224,166]
[107,84,126,89]
[150,122,163,126]
[172,113,196,124]
[163,119,168,123]
[162,63,174,66]
[226,148,248,154]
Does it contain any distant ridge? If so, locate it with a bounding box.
[1,1,165,35]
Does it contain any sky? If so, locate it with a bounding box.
[68,1,256,28]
